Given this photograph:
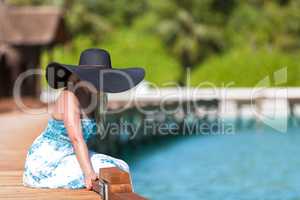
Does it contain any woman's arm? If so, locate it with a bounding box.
[61,90,97,189]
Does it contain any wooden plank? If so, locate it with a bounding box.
[111,193,148,200]
[100,167,131,184]
[0,187,99,200]
[0,170,101,200]
[0,171,23,186]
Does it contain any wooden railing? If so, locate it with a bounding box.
[92,167,147,200]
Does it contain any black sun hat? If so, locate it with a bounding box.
[46,48,145,93]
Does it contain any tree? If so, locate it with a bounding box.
[154,1,226,85]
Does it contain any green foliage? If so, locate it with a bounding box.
[65,3,112,42]
[226,1,300,50]
[9,0,300,86]
[65,0,148,40]
[157,10,224,67]
[153,0,227,68]
[191,47,300,87]
[83,0,148,26]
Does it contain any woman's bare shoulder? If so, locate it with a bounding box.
[51,90,79,120]
[59,90,78,102]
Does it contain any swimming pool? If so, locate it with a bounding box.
[123,121,300,199]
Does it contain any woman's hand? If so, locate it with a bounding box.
[84,171,98,190]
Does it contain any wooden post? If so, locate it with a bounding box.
[92,167,147,200]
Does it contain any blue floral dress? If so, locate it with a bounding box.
[23,118,130,189]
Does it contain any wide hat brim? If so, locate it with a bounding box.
[46,62,145,93]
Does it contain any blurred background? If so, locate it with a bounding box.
[1,0,300,199]
[1,0,300,94]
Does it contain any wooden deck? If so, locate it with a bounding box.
[0,109,100,200]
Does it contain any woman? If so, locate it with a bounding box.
[23,48,145,189]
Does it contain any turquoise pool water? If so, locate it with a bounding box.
[124,125,300,199]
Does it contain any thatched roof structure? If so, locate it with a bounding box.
[0,3,69,97]
[0,4,69,46]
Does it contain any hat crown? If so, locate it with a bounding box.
[79,48,111,68]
